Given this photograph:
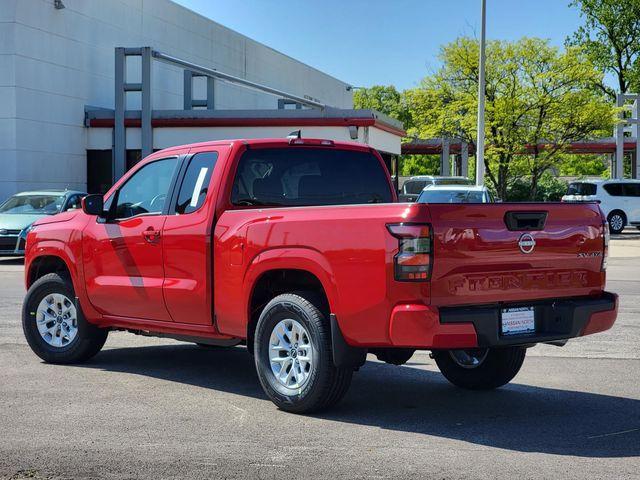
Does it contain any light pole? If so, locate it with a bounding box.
[475,0,487,186]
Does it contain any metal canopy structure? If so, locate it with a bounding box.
[402,136,640,179]
[615,93,640,179]
[111,47,335,182]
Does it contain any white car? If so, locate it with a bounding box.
[562,179,640,234]
[399,176,474,202]
[416,185,494,204]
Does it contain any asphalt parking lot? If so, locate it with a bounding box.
[1,233,639,479]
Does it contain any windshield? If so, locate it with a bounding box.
[567,182,597,196]
[231,148,393,207]
[404,180,428,194]
[418,189,486,203]
[0,194,65,214]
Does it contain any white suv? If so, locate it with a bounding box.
[562,179,640,234]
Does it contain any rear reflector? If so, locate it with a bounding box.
[602,219,609,271]
[387,223,432,281]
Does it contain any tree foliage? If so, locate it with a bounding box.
[567,0,640,99]
[415,37,613,199]
[353,85,412,129]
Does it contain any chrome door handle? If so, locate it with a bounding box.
[142,229,161,243]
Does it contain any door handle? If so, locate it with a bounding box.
[142,228,161,243]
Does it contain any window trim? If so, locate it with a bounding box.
[104,156,181,222]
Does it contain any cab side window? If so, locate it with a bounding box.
[175,152,218,214]
[114,158,177,219]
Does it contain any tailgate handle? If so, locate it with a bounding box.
[504,211,547,231]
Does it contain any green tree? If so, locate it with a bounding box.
[400,154,440,176]
[353,85,412,129]
[567,0,640,99]
[557,153,608,176]
[408,37,614,199]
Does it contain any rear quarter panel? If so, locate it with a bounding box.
[214,203,432,346]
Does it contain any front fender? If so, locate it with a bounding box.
[25,237,101,323]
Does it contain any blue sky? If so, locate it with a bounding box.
[174,0,584,91]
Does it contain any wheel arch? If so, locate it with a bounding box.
[27,253,73,289]
[243,248,340,353]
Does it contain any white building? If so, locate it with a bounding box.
[1,0,403,200]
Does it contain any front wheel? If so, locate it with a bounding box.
[22,273,108,364]
[254,292,353,413]
[432,347,526,390]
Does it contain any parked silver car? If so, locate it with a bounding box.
[0,190,86,256]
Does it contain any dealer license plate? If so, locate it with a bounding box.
[501,306,535,336]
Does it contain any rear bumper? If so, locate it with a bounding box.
[388,292,618,349]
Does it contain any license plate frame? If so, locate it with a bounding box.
[501,306,536,336]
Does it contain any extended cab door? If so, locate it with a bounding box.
[82,157,179,321]
[162,149,222,325]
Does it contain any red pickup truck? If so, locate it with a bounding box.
[22,138,618,413]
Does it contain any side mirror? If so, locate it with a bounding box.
[82,194,104,216]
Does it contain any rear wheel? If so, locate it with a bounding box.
[608,211,626,234]
[254,292,352,413]
[433,347,526,390]
[22,273,108,364]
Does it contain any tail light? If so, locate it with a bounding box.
[387,223,432,281]
[602,219,609,271]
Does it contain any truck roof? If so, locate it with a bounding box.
[151,138,373,157]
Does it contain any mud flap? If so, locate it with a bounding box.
[330,314,366,369]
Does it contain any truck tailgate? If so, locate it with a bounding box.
[427,203,606,307]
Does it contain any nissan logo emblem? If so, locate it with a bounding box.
[518,233,536,254]
[0,229,6,235]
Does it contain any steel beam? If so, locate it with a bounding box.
[460,141,469,177]
[114,47,126,182]
[184,70,215,110]
[141,46,153,159]
[153,50,325,109]
[441,138,451,176]
[183,70,193,110]
[206,76,215,109]
[635,97,640,179]
[615,93,624,179]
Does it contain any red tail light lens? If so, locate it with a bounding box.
[387,223,432,281]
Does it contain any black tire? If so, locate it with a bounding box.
[433,347,526,390]
[254,292,353,413]
[22,273,108,364]
[607,210,626,234]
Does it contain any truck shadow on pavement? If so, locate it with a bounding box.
[83,343,640,459]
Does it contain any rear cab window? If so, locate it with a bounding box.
[404,180,428,195]
[567,182,597,196]
[175,152,218,214]
[231,147,393,207]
